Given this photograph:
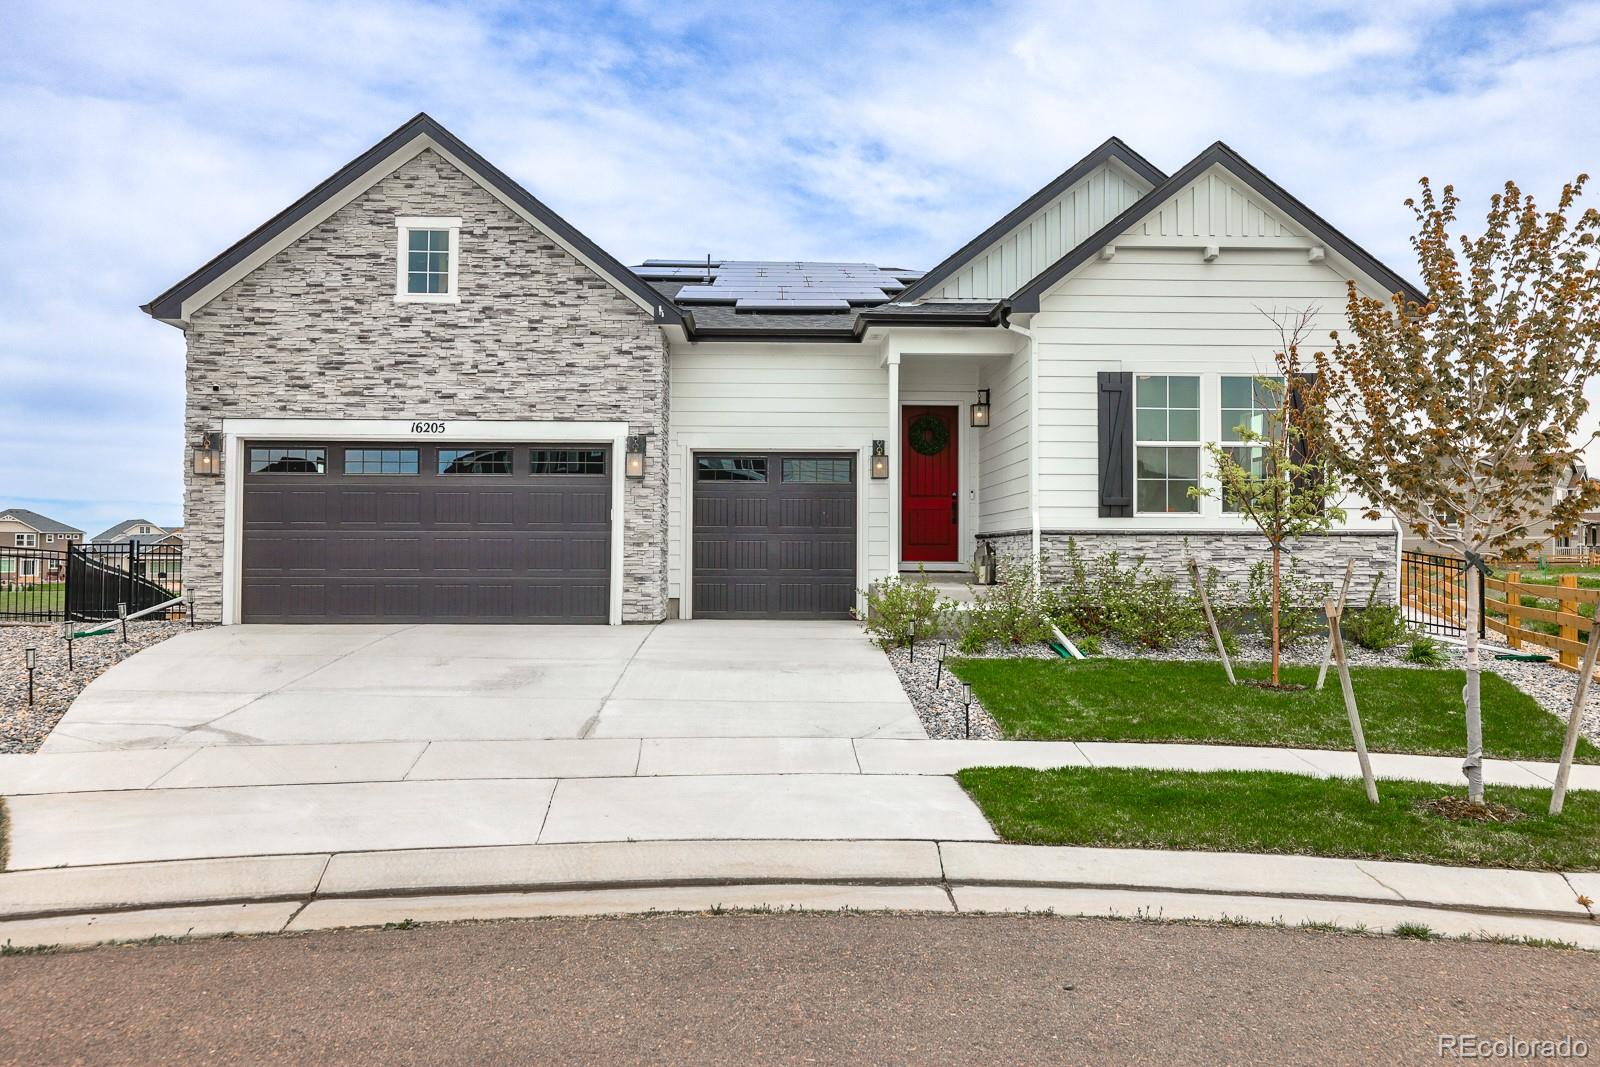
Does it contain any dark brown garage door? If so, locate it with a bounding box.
[692,452,856,619]
[241,442,610,623]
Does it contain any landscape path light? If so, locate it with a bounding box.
[24,646,37,706]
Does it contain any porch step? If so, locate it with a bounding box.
[898,570,979,604]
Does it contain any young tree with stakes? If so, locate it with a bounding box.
[1301,175,1600,803]
[1192,310,1344,688]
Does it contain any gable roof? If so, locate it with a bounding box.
[92,519,167,542]
[1009,141,1427,313]
[142,113,683,327]
[894,137,1167,304]
[0,508,84,535]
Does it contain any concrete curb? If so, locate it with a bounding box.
[0,840,1595,951]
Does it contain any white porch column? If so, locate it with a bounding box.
[885,346,901,577]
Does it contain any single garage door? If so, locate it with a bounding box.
[241,442,610,623]
[692,452,856,619]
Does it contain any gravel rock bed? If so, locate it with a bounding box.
[884,640,1052,740]
[0,621,200,754]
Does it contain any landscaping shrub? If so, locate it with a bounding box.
[1344,573,1410,651]
[960,564,1051,652]
[1405,635,1447,665]
[1042,540,1206,650]
[860,574,952,649]
[1241,558,1331,645]
[1068,632,1102,656]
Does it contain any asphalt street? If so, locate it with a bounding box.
[1,913,1594,1065]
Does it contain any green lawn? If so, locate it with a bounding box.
[957,766,1600,871]
[0,581,64,614]
[951,658,1600,764]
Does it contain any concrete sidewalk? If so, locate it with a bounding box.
[0,839,1594,952]
[5,738,1596,796]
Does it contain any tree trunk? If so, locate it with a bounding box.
[1462,564,1485,803]
[1271,543,1282,687]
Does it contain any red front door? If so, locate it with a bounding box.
[901,405,959,562]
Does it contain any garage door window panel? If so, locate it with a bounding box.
[697,457,767,481]
[439,449,513,475]
[249,447,327,474]
[530,449,606,475]
[345,448,419,475]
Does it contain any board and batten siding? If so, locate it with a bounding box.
[929,162,1151,301]
[667,345,891,606]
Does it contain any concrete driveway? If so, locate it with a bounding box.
[44,621,926,753]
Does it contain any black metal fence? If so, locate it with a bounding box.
[1399,550,1485,638]
[0,542,184,623]
[0,546,69,621]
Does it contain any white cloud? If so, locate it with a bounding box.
[2,0,1598,528]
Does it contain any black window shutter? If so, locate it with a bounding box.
[1098,371,1134,517]
[1288,372,1319,497]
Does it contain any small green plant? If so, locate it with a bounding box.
[1218,629,1241,659]
[1344,573,1409,651]
[860,573,952,649]
[1068,632,1102,656]
[1405,635,1447,665]
[1043,540,1206,650]
[1391,921,1434,940]
[960,564,1051,652]
[1242,558,1330,646]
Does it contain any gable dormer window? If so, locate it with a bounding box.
[395,216,461,303]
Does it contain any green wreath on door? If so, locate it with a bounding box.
[908,414,950,456]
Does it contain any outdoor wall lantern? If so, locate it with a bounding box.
[624,435,647,479]
[870,440,889,479]
[193,431,222,476]
[970,389,992,428]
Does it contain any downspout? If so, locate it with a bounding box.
[1001,305,1042,580]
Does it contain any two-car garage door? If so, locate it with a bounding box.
[241,442,610,623]
[691,452,857,620]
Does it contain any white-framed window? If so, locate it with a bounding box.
[17,532,37,547]
[1219,374,1284,513]
[395,216,461,303]
[1134,374,1201,515]
[20,558,37,578]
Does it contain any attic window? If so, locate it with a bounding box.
[395,217,461,303]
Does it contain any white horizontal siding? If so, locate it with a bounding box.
[978,349,1031,533]
[930,162,1151,301]
[1029,242,1390,534]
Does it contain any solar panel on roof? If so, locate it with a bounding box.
[643,260,914,312]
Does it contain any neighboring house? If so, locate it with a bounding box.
[92,519,174,545]
[143,113,1414,626]
[0,508,85,583]
[1404,463,1592,562]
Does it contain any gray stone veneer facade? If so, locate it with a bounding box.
[978,529,1399,603]
[182,149,669,622]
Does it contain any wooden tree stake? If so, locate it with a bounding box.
[1327,597,1379,804]
[1189,558,1235,685]
[1317,558,1356,691]
[1550,615,1600,815]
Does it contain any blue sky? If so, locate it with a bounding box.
[2,0,1598,536]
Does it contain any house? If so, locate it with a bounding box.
[1404,462,1593,563]
[92,519,175,545]
[0,508,85,583]
[143,113,1413,625]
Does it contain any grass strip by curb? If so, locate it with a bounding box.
[952,658,1600,763]
[957,765,1600,872]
